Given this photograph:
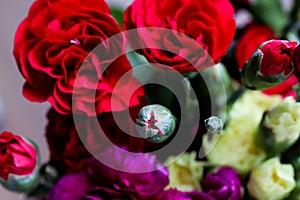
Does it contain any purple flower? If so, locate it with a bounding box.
[48,147,169,200]
[202,167,243,200]
[156,189,216,200]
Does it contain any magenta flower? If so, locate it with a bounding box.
[48,147,169,200]
[202,167,243,200]
[48,147,215,199]
[156,189,216,200]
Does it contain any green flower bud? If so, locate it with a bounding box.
[136,104,176,143]
[247,157,296,200]
[1,166,40,193]
[255,97,300,155]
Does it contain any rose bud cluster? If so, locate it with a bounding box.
[255,97,300,155]
[0,132,39,192]
[241,40,298,90]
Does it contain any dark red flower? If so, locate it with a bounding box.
[45,108,92,173]
[235,24,276,69]
[263,75,298,98]
[14,0,144,116]
[0,132,37,181]
[123,0,236,72]
[293,44,300,82]
[260,40,297,76]
[46,97,148,173]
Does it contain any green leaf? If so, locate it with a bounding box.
[250,0,290,36]
[110,7,124,28]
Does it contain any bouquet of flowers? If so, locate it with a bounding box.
[1,0,300,199]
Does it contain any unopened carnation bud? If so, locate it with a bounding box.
[136,104,176,143]
[242,40,297,90]
[0,132,40,192]
[247,157,296,200]
[255,97,300,155]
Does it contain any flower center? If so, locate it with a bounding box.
[70,39,81,46]
[146,111,163,136]
[280,48,292,56]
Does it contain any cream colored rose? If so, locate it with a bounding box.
[203,119,266,174]
[204,91,281,174]
[165,152,204,191]
[257,97,300,154]
[228,91,282,125]
[247,157,296,200]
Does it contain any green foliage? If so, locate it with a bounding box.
[250,0,290,36]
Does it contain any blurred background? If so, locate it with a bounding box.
[0,0,131,198]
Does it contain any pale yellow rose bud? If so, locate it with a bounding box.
[256,97,300,155]
[247,157,296,200]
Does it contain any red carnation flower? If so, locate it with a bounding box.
[235,24,276,70]
[13,0,144,116]
[123,0,236,72]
